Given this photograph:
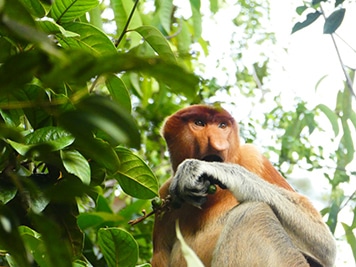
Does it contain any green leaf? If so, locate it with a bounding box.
[210,0,218,13]
[37,19,80,37]
[2,1,61,57]
[0,183,17,204]
[77,212,124,229]
[113,146,158,199]
[93,55,199,100]
[296,6,308,15]
[59,95,140,148]
[175,221,204,267]
[18,226,48,267]
[3,0,35,28]
[19,0,46,18]
[312,0,328,5]
[0,38,14,63]
[158,0,173,33]
[26,126,74,148]
[324,8,345,34]
[61,150,91,185]
[292,11,321,34]
[350,110,356,130]
[316,104,339,136]
[340,121,354,165]
[0,51,47,95]
[12,84,52,129]
[133,25,176,63]
[50,0,100,23]
[177,19,191,55]
[7,126,74,156]
[30,213,74,267]
[0,206,31,267]
[190,0,202,38]
[59,22,117,56]
[98,228,138,267]
[105,74,132,112]
[341,221,356,261]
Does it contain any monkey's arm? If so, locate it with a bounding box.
[170,159,336,267]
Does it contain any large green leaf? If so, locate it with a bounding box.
[19,0,46,18]
[61,149,91,185]
[158,0,173,33]
[324,8,345,34]
[98,228,138,267]
[77,212,124,230]
[0,183,17,204]
[50,0,99,23]
[2,0,35,28]
[133,26,176,63]
[189,0,202,38]
[59,95,140,148]
[0,206,31,267]
[177,19,192,55]
[342,222,356,262]
[92,54,199,100]
[18,226,48,267]
[0,51,49,95]
[12,84,52,129]
[2,1,61,57]
[105,74,132,112]
[7,126,74,156]
[316,104,339,136]
[30,213,73,267]
[36,19,79,38]
[59,22,117,56]
[113,147,158,199]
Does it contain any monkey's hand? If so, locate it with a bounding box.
[169,159,279,208]
[169,159,228,208]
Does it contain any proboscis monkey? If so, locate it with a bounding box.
[152,105,336,267]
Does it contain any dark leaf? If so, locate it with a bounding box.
[0,51,49,95]
[59,95,140,148]
[292,11,321,34]
[113,147,158,199]
[324,8,345,34]
[0,206,31,267]
[98,228,138,267]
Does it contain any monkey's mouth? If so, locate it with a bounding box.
[201,155,224,162]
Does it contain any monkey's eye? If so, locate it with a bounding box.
[219,122,228,129]
[194,120,206,127]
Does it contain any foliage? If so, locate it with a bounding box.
[0,0,355,266]
[0,0,201,266]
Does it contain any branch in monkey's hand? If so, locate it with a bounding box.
[128,184,218,226]
[128,195,173,226]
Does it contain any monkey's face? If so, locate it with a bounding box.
[163,105,240,172]
[187,118,231,163]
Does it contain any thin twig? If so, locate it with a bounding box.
[128,195,173,226]
[115,0,140,47]
[320,4,356,98]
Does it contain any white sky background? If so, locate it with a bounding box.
[173,0,356,265]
